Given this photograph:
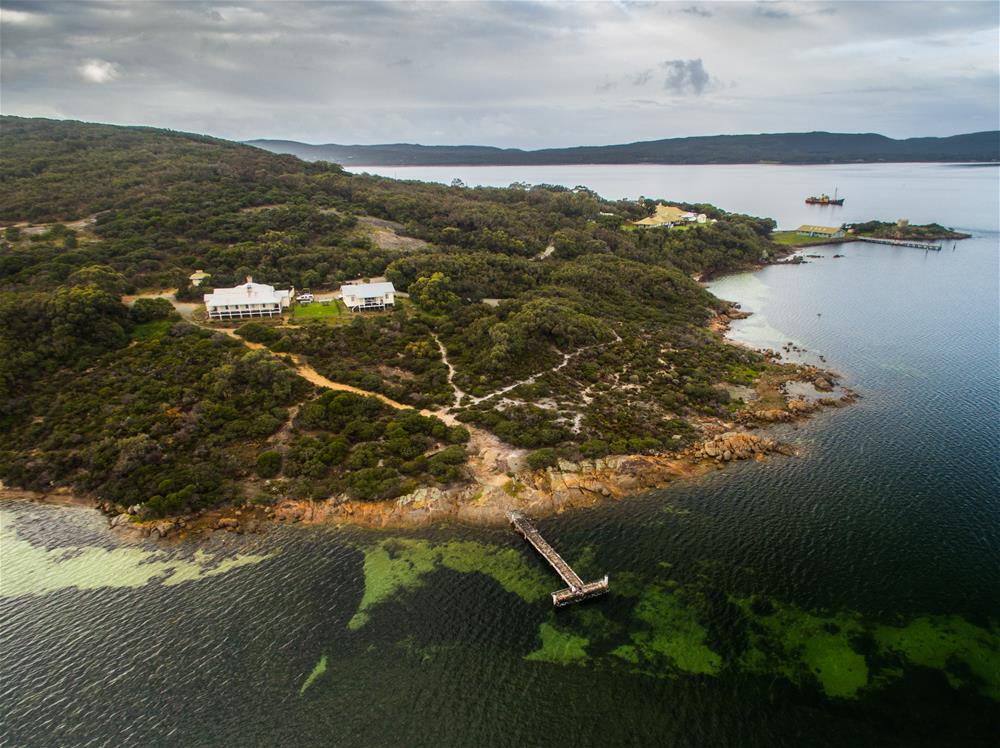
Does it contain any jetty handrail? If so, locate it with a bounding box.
[509,512,584,589]
[508,511,609,607]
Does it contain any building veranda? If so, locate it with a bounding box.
[203,277,292,321]
[340,281,396,311]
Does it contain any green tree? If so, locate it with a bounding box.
[256,450,283,478]
[410,272,459,314]
[66,265,129,295]
[46,285,132,360]
[131,297,176,323]
[526,448,558,470]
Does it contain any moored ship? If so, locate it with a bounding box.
[805,188,844,205]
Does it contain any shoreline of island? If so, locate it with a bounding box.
[2,301,857,541]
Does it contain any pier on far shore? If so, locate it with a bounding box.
[854,236,942,250]
[508,511,609,607]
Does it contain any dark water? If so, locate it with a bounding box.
[3,165,999,747]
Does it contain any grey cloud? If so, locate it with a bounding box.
[0,1,996,146]
[661,59,712,95]
[630,69,654,86]
[754,4,792,20]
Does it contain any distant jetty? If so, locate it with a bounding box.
[854,236,940,250]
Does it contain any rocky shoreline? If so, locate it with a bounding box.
[51,430,795,539]
[4,303,857,541]
[3,384,852,540]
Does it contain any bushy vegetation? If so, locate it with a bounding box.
[275,391,469,501]
[237,310,453,409]
[0,116,795,514]
[0,285,311,516]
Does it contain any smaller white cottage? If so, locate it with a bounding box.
[340,282,396,311]
[204,277,292,320]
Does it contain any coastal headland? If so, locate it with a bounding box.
[5,301,856,539]
[0,117,889,542]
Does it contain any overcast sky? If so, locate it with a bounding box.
[2,1,998,147]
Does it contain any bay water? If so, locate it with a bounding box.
[2,163,998,746]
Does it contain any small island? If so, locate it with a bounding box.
[773,219,970,249]
[844,219,971,241]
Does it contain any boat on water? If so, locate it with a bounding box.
[805,188,844,206]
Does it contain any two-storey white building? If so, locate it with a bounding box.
[340,282,396,311]
[204,277,292,320]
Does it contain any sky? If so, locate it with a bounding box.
[1,0,998,148]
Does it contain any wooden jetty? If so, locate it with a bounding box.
[855,236,941,251]
[508,511,609,607]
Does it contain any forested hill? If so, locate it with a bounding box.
[247,130,1000,166]
[0,115,790,520]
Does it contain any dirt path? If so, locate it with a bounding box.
[236,336,482,439]
[150,303,523,487]
[431,333,466,409]
[463,329,621,405]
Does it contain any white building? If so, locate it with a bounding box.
[204,277,292,321]
[340,282,396,311]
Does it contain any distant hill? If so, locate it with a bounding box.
[246,131,1000,166]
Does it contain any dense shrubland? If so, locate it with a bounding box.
[237,310,454,409]
[272,390,469,502]
[0,116,792,515]
[0,287,311,516]
[0,282,465,515]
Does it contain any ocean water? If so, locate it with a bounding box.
[2,164,998,746]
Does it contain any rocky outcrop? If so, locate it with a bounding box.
[814,376,834,391]
[694,431,794,462]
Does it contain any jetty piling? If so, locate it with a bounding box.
[508,511,609,607]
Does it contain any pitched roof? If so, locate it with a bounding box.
[797,225,842,235]
[633,204,690,226]
[340,282,396,297]
[204,281,289,306]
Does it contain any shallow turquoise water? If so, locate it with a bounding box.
[2,164,998,746]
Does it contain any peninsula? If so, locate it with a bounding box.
[1,117,858,538]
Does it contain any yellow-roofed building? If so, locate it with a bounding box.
[632,204,704,228]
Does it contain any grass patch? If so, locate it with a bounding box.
[771,231,839,246]
[292,300,346,322]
